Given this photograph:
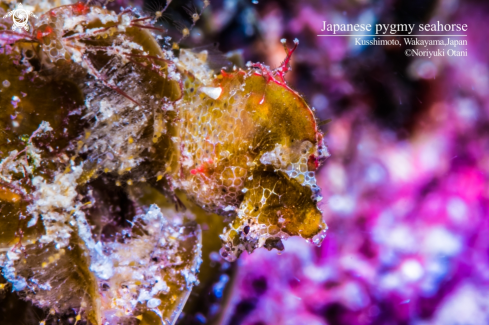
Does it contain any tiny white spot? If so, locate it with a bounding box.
[200,86,222,100]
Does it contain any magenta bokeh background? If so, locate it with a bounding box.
[212,0,489,324]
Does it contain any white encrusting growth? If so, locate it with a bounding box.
[93,205,202,322]
[28,166,83,246]
[0,121,53,185]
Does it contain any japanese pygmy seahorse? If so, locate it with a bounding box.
[174,45,329,261]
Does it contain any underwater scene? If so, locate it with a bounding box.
[0,0,487,324]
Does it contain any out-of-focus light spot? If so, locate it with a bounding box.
[384,148,413,183]
[209,251,221,262]
[328,195,355,215]
[343,282,370,310]
[242,8,255,36]
[421,258,449,296]
[283,237,315,264]
[447,197,467,223]
[387,226,417,253]
[328,120,351,155]
[469,63,489,97]
[423,227,461,257]
[312,93,329,112]
[209,303,220,316]
[408,59,437,80]
[326,162,347,192]
[401,259,424,282]
[425,258,448,280]
[455,98,478,124]
[432,284,489,325]
[421,278,440,297]
[212,274,229,299]
[304,264,331,283]
[418,136,445,173]
[191,27,203,42]
[366,163,385,184]
[195,312,207,323]
[380,272,401,290]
